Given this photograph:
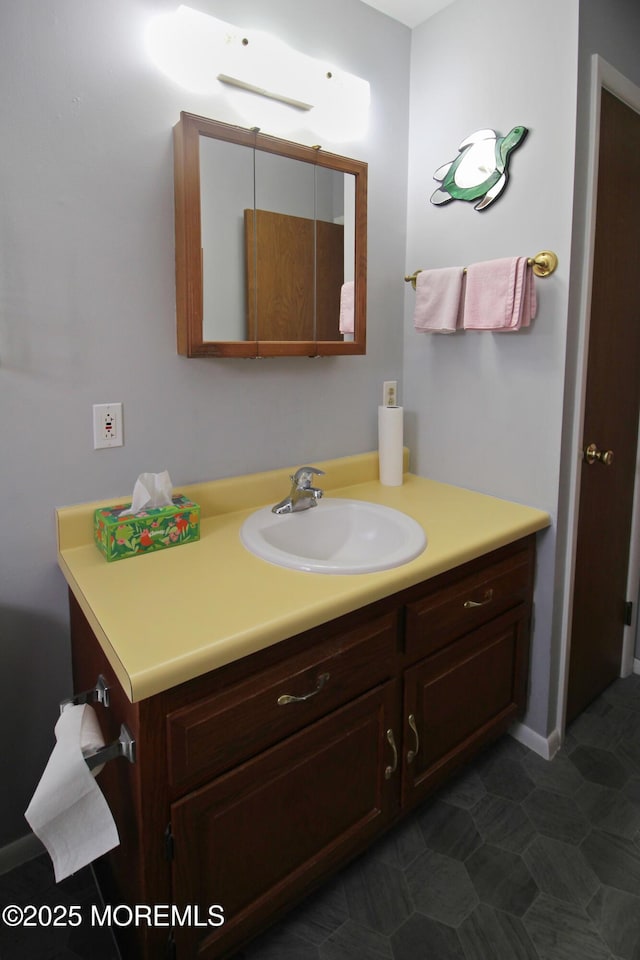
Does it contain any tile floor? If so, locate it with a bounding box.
[0,854,120,959]
[2,673,639,960]
[238,674,640,960]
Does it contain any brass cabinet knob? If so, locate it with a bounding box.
[584,443,614,466]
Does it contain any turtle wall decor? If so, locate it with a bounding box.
[430,126,528,211]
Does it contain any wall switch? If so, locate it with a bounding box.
[93,402,123,449]
[382,380,398,407]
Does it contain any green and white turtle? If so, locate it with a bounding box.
[430,126,528,211]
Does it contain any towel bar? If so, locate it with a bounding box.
[83,723,136,771]
[404,250,558,289]
[61,674,110,711]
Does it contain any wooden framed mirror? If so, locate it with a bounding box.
[173,113,367,358]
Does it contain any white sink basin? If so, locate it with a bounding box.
[240,498,427,574]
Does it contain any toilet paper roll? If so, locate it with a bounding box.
[378,405,404,486]
[25,704,119,882]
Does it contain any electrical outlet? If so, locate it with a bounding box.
[93,402,123,449]
[382,380,398,407]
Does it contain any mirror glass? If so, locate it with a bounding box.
[174,113,367,357]
[200,136,255,342]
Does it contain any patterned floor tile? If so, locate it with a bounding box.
[523,893,611,960]
[341,856,412,936]
[522,749,585,797]
[404,848,477,925]
[279,879,348,945]
[416,800,482,860]
[523,835,600,906]
[471,793,536,853]
[319,920,393,960]
[570,745,631,789]
[586,884,640,960]
[458,903,539,960]
[601,678,640,712]
[615,734,640,776]
[479,757,536,803]
[567,707,626,751]
[372,817,426,871]
[465,843,539,916]
[436,767,487,810]
[479,733,530,766]
[581,829,640,895]
[522,787,591,844]
[624,778,640,807]
[0,857,118,960]
[241,927,321,959]
[576,781,640,839]
[390,913,465,960]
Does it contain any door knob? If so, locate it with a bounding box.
[584,443,614,466]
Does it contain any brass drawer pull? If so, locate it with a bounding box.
[384,728,398,780]
[277,672,330,705]
[464,588,494,609]
[407,713,419,764]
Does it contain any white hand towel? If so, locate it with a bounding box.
[25,704,119,882]
[413,267,464,333]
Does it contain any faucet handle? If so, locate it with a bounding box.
[291,466,325,488]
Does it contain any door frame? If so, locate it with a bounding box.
[557,56,640,739]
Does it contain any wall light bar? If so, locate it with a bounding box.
[145,6,370,141]
[216,75,314,112]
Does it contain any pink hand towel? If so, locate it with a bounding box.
[413,266,464,334]
[339,281,354,334]
[463,257,537,331]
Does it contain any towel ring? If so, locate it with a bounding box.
[404,250,558,289]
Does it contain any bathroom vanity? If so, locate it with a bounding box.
[57,453,549,959]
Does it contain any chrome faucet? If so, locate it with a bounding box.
[272,466,325,514]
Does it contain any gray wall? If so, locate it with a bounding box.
[403,0,580,739]
[0,0,409,849]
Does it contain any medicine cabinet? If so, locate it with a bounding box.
[173,113,367,357]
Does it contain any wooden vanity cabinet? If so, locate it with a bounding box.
[399,538,535,807]
[69,534,535,960]
[401,608,530,806]
[172,681,398,959]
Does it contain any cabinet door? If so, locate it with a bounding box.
[402,607,529,808]
[171,682,398,959]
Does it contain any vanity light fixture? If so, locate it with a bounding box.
[145,6,370,141]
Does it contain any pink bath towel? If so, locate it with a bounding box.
[463,257,537,331]
[339,281,354,334]
[413,266,465,334]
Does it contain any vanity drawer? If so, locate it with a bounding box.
[167,611,398,793]
[405,547,533,660]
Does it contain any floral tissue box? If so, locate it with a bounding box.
[94,495,200,561]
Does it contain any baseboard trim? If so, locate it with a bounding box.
[510,720,561,760]
[0,833,45,876]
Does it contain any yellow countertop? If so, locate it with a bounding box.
[56,452,550,703]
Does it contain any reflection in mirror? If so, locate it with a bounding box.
[249,151,315,342]
[174,113,367,357]
[200,137,254,342]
